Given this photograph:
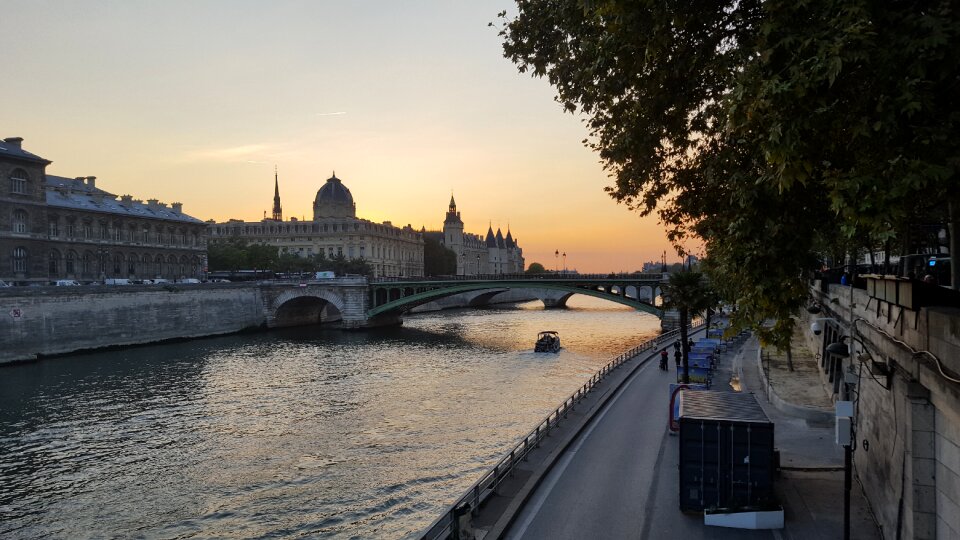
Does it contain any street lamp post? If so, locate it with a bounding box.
[562,252,567,274]
[555,249,559,273]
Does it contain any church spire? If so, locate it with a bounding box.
[272,166,283,221]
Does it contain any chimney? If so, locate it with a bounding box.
[147,199,159,208]
[120,195,133,204]
[171,202,182,213]
[86,176,96,188]
[3,137,23,149]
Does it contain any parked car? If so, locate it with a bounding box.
[0,280,11,287]
[54,280,81,286]
[177,278,201,284]
[104,278,131,285]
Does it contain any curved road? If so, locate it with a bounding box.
[504,353,772,539]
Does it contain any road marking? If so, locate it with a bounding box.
[505,358,654,539]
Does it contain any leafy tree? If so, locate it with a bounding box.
[207,239,246,272]
[499,1,960,347]
[245,244,278,272]
[662,271,713,383]
[423,237,457,276]
[526,262,546,274]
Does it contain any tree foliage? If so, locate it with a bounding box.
[526,262,546,274]
[500,1,960,347]
[208,239,371,276]
[423,237,457,276]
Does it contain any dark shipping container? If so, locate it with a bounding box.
[678,390,776,512]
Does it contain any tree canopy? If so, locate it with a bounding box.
[500,0,959,347]
[526,262,546,274]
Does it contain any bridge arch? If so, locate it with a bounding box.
[270,289,347,328]
[367,281,662,320]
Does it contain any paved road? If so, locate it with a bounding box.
[504,350,772,540]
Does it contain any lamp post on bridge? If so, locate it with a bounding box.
[555,249,559,273]
[562,252,567,275]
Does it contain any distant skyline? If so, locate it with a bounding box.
[2,2,689,272]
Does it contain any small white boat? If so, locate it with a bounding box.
[534,331,561,353]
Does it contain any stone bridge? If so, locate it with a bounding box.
[259,274,667,329]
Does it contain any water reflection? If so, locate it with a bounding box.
[0,296,659,538]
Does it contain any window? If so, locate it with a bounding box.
[13,210,27,233]
[48,251,59,275]
[99,223,108,240]
[10,169,27,194]
[113,254,123,275]
[12,247,27,273]
[66,252,76,274]
[66,222,76,238]
[82,252,92,276]
[48,220,59,238]
[128,255,137,276]
[83,223,92,239]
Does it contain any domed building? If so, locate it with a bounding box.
[313,173,355,219]
[209,172,423,278]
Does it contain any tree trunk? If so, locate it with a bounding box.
[705,308,713,336]
[786,343,795,372]
[950,195,959,290]
[680,308,689,383]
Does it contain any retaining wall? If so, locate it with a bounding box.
[0,284,266,364]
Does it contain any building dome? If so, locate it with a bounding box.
[313,173,356,219]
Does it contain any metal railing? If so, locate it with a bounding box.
[420,323,702,540]
[372,273,667,284]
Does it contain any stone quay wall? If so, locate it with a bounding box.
[803,283,960,539]
[0,284,266,364]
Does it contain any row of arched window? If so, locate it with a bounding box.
[8,247,202,279]
[9,208,204,248]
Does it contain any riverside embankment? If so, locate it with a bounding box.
[0,282,565,364]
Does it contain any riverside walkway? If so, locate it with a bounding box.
[437,323,880,539]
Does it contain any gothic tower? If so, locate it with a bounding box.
[272,166,283,221]
[443,194,465,273]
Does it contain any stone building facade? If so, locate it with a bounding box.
[437,195,524,275]
[209,173,424,278]
[0,137,207,284]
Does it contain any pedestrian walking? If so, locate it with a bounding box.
[659,349,668,371]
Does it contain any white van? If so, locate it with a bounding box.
[55,280,80,286]
[104,278,130,285]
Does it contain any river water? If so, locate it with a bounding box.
[0,296,660,539]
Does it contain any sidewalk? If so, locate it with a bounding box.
[720,335,880,539]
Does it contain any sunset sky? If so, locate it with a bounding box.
[2,2,686,272]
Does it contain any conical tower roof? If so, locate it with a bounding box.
[495,228,505,249]
[485,224,497,247]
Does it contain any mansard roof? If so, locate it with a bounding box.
[44,175,205,224]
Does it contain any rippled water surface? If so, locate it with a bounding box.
[0,296,660,539]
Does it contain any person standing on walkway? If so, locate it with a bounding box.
[659,349,668,371]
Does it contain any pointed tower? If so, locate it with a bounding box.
[272,166,283,221]
[442,193,465,274]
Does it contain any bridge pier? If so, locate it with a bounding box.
[541,297,568,309]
